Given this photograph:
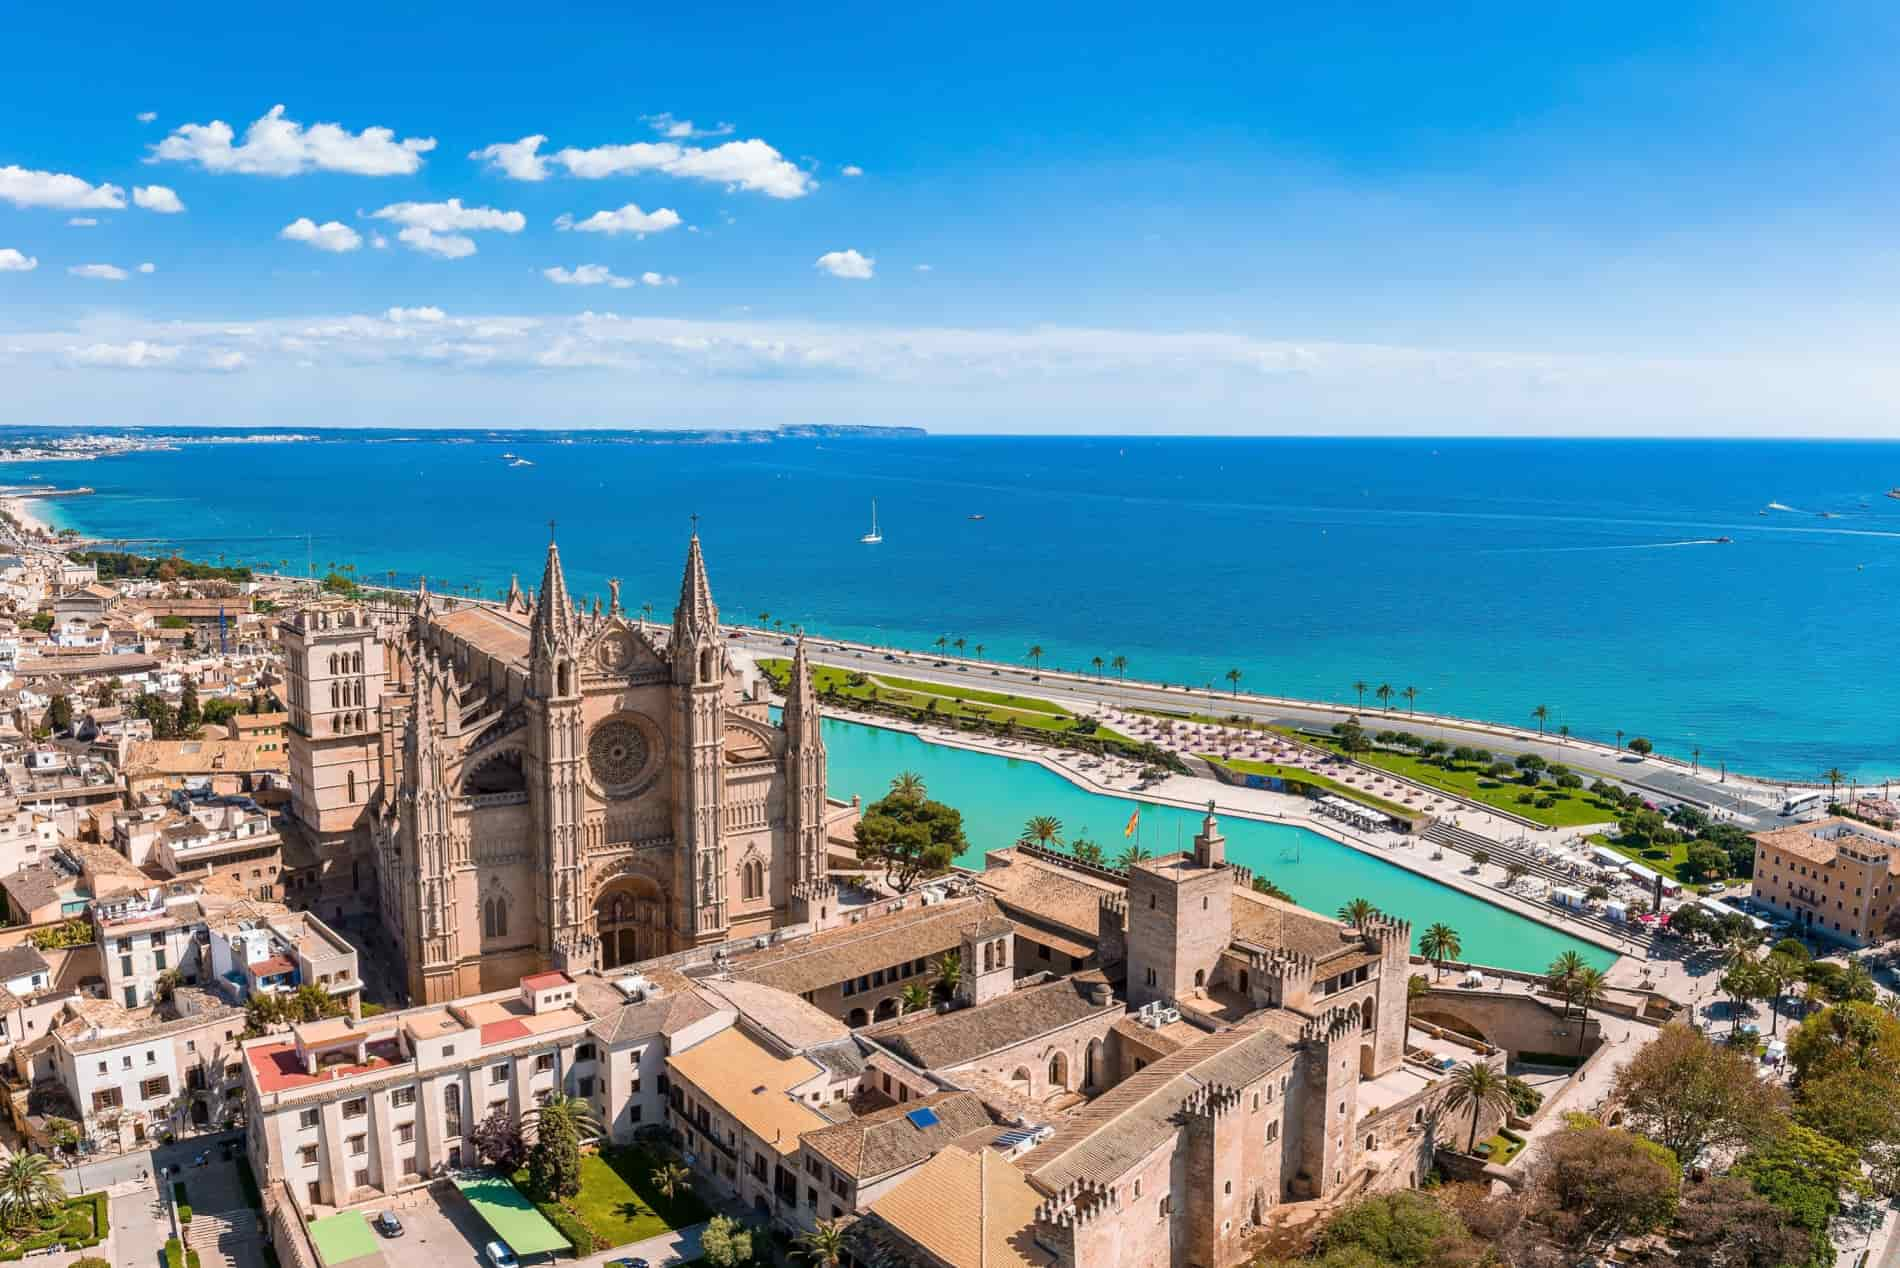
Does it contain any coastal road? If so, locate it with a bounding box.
[727,629,1795,828]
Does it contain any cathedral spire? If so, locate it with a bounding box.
[785,635,821,740]
[504,572,527,614]
[529,537,575,661]
[671,528,719,646]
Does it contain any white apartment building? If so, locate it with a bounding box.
[245,970,724,1210]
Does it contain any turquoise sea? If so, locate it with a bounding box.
[10,431,1899,780]
[817,716,1614,973]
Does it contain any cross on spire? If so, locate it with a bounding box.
[548,518,558,542]
[689,512,700,536]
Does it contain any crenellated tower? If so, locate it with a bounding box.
[529,538,589,970]
[670,531,728,945]
[781,637,828,885]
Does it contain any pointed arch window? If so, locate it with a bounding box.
[484,896,508,939]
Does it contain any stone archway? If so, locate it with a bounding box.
[595,874,669,969]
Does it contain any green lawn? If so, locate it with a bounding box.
[1199,755,1423,822]
[1291,733,1625,828]
[1474,1131,1528,1166]
[516,1147,711,1250]
[761,659,1126,741]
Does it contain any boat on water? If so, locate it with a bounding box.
[501,451,516,459]
[1887,488,1900,500]
[1818,511,1840,519]
[860,499,883,544]
[968,513,985,521]
[1715,536,1733,544]
[509,458,534,468]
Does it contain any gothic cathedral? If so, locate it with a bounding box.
[283,533,829,1005]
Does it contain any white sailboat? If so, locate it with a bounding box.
[860,498,883,544]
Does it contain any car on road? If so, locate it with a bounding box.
[486,1242,519,1268]
[371,1211,404,1237]
[1707,880,1726,893]
[932,660,947,666]
[607,1259,651,1268]
[884,654,896,661]
[990,669,1000,675]
[781,638,795,646]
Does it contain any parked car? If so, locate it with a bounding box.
[608,1260,651,1268]
[486,1242,519,1268]
[884,654,897,662]
[371,1211,404,1238]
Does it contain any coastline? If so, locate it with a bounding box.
[0,494,57,538]
[813,697,1632,958]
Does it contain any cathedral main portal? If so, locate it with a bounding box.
[596,875,670,969]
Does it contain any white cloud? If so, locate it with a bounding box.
[544,265,635,289]
[396,227,474,258]
[639,271,678,287]
[0,166,126,211]
[841,165,863,177]
[815,249,875,280]
[915,263,933,272]
[138,262,156,274]
[68,264,129,281]
[554,203,682,238]
[474,132,815,198]
[137,111,157,124]
[205,350,247,372]
[280,217,363,253]
[66,340,179,368]
[386,306,446,323]
[151,105,436,176]
[67,217,98,227]
[644,113,734,140]
[132,184,186,214]
[370,234,388,250]
[0,249,36,272]
[371,199,524,258]
[469,135,549,181]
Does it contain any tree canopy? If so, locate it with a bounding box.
[853,787,967,891]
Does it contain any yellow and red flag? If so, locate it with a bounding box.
[1123,805,1141,838]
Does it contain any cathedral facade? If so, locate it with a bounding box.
[282,534,829,1005]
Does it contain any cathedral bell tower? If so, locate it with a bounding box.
[529,536,588,971]
[670,530,728,945]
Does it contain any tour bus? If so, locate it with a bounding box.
[1780,790,1827,817]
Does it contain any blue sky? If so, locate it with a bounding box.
[5,2,1900,433]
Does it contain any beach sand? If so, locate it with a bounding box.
[0,495,56,538]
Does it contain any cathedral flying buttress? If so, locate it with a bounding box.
[354,531,827,1005]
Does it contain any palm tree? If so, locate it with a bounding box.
[525,1093,603,1149]
[898,982,933,1017]
[1115,842,1151,870]
[1825,767,1845,806]
[934,635,948,656]
[1225,668,1242,697]
[1504,861,1529,887]
[1375,683,1394,711]
[798,1219,851,1268]
[1027,645,1044,671]
[758,611,771,627]
[1337,897,1378,929]
[1530,705,1549,736]
[1420,923,1462,978]
[651,1160,691,1201]
[1401,685,1418,715]
[1072,838,1105,866]
[888,774,927,804]
[1112,655,1128,682]
[933,951,962,1000]
[974,643,986,660]
[1691,746,1701,772]
[1091,656,1105,679]
[1546,951,1588,1015]
[1352,680,1369,709]
[1443,1061,1513,1154]
[1568,966,1608,1056]
[1615,728,1625,752]
[1021,815,1065,852]
[1556,724,1569,744]
[1763,952,1799,1036]
[0,1153,61,1231]
[953,637,967,658]
[1839,959,1878,1004]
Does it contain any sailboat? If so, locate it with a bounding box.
[860,499,883,544]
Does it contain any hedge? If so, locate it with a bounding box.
[173,1179,193,1224]
[0,1194,108,1260]
[165,1238,184,1268]
[534,1200,598,1257]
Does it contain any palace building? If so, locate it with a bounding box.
[280,533,832,1004]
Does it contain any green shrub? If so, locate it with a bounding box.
[535,1201,597,1256]
[164,1238,185,1268]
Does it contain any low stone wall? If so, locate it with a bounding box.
[265,1181,321,1268]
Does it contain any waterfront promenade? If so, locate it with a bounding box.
[725,626,1809,826]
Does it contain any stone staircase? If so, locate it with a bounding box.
[187,1208,265,1268]
[1420,821,1626,940]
